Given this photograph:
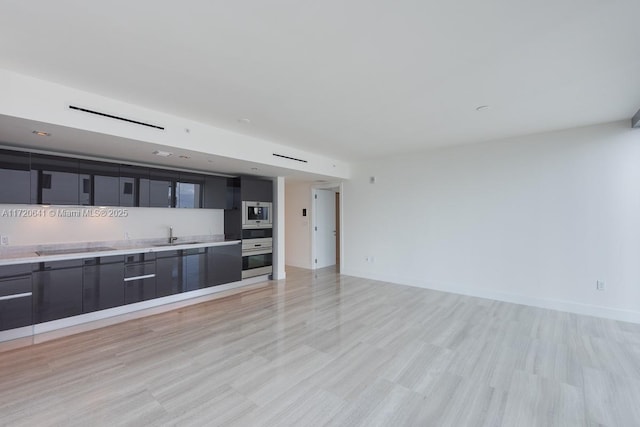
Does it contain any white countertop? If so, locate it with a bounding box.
[0,239,241,266]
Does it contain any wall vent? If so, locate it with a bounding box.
[272,153,308,163]
[69,105,165,130]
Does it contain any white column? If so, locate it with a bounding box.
[272,176,286,280]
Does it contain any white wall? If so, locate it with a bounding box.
[342,120,640,323]
[285,181,312,269]
[0,205,223,246]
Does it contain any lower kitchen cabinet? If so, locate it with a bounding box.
[184,248,207,291]
[155,250,184,297]
[207,244,242,286]
[0,264,33,335]
[1,244,243,336]
[82,256,125,313]
[124,257,156,304]
[33,260,84,323]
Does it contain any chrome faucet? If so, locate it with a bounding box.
[169,226,178,244]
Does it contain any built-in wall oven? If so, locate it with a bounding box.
[242,201,272,228]
[241,226,273,279]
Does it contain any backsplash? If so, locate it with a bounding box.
[0,204,224,246]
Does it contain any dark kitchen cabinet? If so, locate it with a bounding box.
[78,160,120,206]
[0,264,32,333]
[225,178,242,240]
[184,248,207,291]
[124,253,156,304]
[226,178,241,210]
[119,165,150,207]
[33,259,84,323]
[203,175,227,209]
[177,172,203,209]
[155,250,184,297]
[206,243,241,286]
[148,168,176,208]
[30,154,80,205]
[241,177,273,202]
[82,256,125,312]
[0,149,31,204]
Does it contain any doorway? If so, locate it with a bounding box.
[313,187,341,270]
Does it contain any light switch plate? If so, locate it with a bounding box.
[0,235,9,246]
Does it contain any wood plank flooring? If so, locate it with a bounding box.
[1,266,640,426]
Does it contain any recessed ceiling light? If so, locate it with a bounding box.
[32,130,51,137]
[179,155,191,159]
[238,118,251,124]
[152,150,173,157]
[475,105,490,111]
[251,167,258,171]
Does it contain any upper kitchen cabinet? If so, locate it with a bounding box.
[148,168,177,208]
[78,160,120,206]
[119,165,150,207]
[177,172,203,209]
[226,177,241,210]
[241,177,273,202]
[0,149,31,204]
[30,154,80,205]
[202,175,227,209]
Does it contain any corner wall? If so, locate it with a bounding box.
[285,181,312,269]
[342,120,640,323]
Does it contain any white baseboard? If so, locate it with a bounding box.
[341,268,640,324]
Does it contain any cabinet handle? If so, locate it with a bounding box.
[124,274,156,282]
[0,292,32,301]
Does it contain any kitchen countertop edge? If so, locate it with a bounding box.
[0,240,242,266]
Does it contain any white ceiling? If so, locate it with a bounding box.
[0,115,336,182]
[0,0,639,162]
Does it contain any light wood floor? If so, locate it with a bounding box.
[1,267,640,426]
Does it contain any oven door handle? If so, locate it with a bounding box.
[242,248,273,256]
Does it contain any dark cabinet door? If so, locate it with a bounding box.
[148,168,176,208]
[124,262,156,304]
[207,244,242,286]
[226,177,241,210]
[119,165,150,207]
[30,154,80,205]
[184,248,207,291]
[78,160,120,206]
[82,257,125,312]
[0,149,31,204]
[241,177,273,202]
[33,260,84,323]
[203,175,227,209]
[0,274,32,331]
[155,251,184,297]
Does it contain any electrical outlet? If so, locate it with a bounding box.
[596,280,605,291]
[0,235,9,246]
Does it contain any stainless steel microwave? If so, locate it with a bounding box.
[242,201,272,228]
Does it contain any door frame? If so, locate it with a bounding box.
[311,182,344,270]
